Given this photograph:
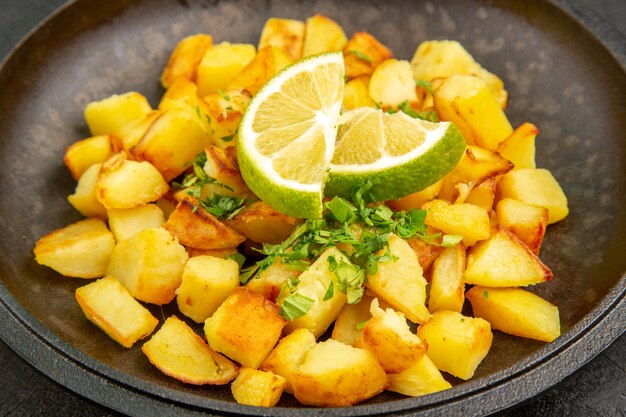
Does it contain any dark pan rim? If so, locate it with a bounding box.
[0,0,624,415]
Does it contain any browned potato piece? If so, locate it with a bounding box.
[497,122,538,170]
[160,34,213,88]
[428,243,466,313]
[130,108,213,182]
[204,287,286,369]
[64,135,113,180]
[84,92,152,136]
[496,198,548,255]
[357,299,428,374]
[227,46,292,95]
[246,258,304,303]
[343,32,393,79]
[34,218,115,279]
[260,328,317,394]
[158,78,199,112]
[231,368,287,407]
[196,43,256,96]
[331,294,375,347]
[387,180,443,212]
[75,276,158,348]
[68,163,107,219]
[406,226,445,272]
[163,196,246,250]
[388,354,452,397]
[342,76,374,110]
[228,201,302,244]
[417,310,492,380]
[111,110,161,154]
[142,316,238,385]
[291,339,389,407]
[465,176,497,214]
[201,88,251,148]
[202,145,253,198]
[107,204,165,242]
[95,153,169,209]
[106,227,188,305]
[302,14,348,56]
[464,225,553,287]
[423,199,491,247]
[467,286,561,342]
[258,18,305,61]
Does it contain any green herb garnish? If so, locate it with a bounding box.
[346,50,373,63]
[279,293,315,320]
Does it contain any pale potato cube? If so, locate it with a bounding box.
[201,145,253,198]
[497,168,569,224]
[228,201,301,244]
[163,196,246,250]
[464,176,497,214]
[497,122,538,170]
[196,42,256,96]
[106,227,188,305]
[343,32,393,79]
[302,14,348,56]
[417,310,492,380]
[387,179,443,212]
[434,74,513,150]
[388,354,452,397]
[369,59,418,108]
[464,225,553,287]
[231,368,286,407]
[142,316,238,385]
[357,299,428,373]
[292,339,389,407]
[107,204,165,242]
[64,135,113,180]
[96,153,169,209]
[158,78,199,112]
[366,234,430,323]
[34,218,115,279]
[423,199,491,246]
[160,34,213,88]
[343,76,374,110]
[260,328,317,394]
[204,287,286,369]
[246,258,304,303]
[176,255,239,323]
[227,46,292,95]
[331,294,375,347]
[130,108,213,181]
[258,18,304,61]
[84,92,152,136]
[281,247,348,338]
[111,110,161,154]
[428,243,466,313]
[496,198,548,254]
[200,88,251,148]
[68,163,107,219]
[75,276,158,348]
[467,286,560,342]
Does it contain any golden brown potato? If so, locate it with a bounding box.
[464,176,497,214]
[387,179,443,212]
[497,122,538,170]
[201,145,253,198]
[68,163,107,219]
[291,339,389,407]
[369,59,418,108]
[228,201,301,244]
[231,368,287,407]
[422,199,491,247]
[258,18,305,61]
[428,243,466,313]
[204,287,286,369]
[200,88,251,148]
[158,78,199,112]
[467,286,560,342]
[496,198,548,255]
[417,310,492,380]
[64,135,113,180]
[388,354,452,397]
[84,92,153,136]
[107,204,165,242]
[302,14,348,56]
[111,110,161,154]
[34,218,115,279]
[160,34,213,88]
[246,258,304,303]
[163,196,246,250]
[106,227,188,305]
[142,316,238,385]
[343,32,393,79]
[342,76,374,110]
[196,42,256,96]
[75,276,158,348]
[331,294,375,347]
[227,46,292,95]
[464,225,553,287]
[405,227,445,273]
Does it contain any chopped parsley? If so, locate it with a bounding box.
[172,151,233,198]
[415,79,435,96]
[346,50,373,63]
[484,290,489,299]
[198,194,247,220]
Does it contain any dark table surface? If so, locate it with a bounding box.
[1,0,624,416]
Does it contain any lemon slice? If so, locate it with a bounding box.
[237,52,345,218]
[326,107,466,200]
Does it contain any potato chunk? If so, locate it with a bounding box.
[111,110,161,154]
[68,163,107,219]
[292,339,389,407]
[202,145,253,198]
[302,14,348,56]
[497,122,538,170]
[176,255,240,323]
[227,46,292,95]
[342,76,374,110]
[497,168,569,224]
[96,153,169,209]
[84,92,152,136]
[196,42,256,95]
[464,176,497,214]
[228,201,301,244]
[464,225,553,287]
[496,198,548,255]
[369,59,418,108]
[64,135,113,180]
[387,179,443,212]
[34,218,115,278]
[428,243,466,313]
[467,286,560,342]
[231,368,286,407]
[258,18,304,61]
[417,310,492,380]
[388,354,452,397]
[160,34,213,88]
[260,328,317,393]
[106,227,188,305]
[366,234,430,323]
[142,316,238,385]
[343,32,393,79]
[246,258,304,303]
[75,276,158,348]
[331,294,375,347]
[107,204,165,242]
[357,299,428,373]
[423,199,491,247]
[204,288,286,369]
[201,89,251,148]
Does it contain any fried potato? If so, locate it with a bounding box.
[201,88,251,148]
[64,135,113,180]
[388,354,452,397]
[204,287,286,369]
[227,46,292,95]
[111,110,161,154]
[343,32,393,79]
[186,247,238,258]
[302,14,347,56]
[75,276,158,348]
[231,368,287,407]
[201,145,253,198]
[142,316,238,385]
[369,59,418,108]
[405,226,445,272]
[331,294,375,347]
[34,218,115,279]
[464,176,497,214]
[196,42,256,95]
[68,163,107,219]
[258,18,305,61]
[246,258,304,303]
[417,310,492,380]
[467,286,560,342]
[428,243,466,313]
[497,122,538,170]
[160,34,213,88]
[496,198,548,254]
[84,92,152,136]
[343,76,374,110]
[387,179,443,212]
[106,227,188,304]
[228,201,301,244]
[158,78,199,112]
[422,199,491,246]
[107,204,165,242]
